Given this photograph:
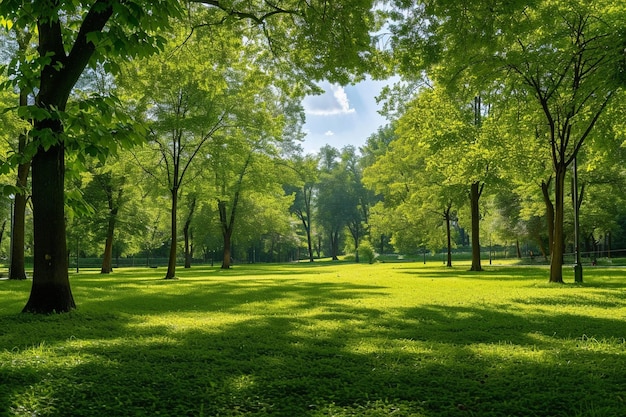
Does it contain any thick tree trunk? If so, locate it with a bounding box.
[22,2,114,313]
[469,181,483,271]
[23,143,75,313]
[165,189,179,279]
[549,166,566,283]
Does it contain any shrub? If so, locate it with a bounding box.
[358,241,378,264]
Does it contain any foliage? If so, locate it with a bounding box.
[357,240,377,264]
[1,263,626,416]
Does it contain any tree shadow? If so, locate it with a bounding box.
[1,273,625,416]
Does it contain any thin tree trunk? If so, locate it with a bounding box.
[541,178,554,258]
[183,196,197,269]
[469,181,483,271]
[184,227,192,268]
[444,205,452,268]
[219,199,235,269]
[100,211,117,273]
[9,163,29,280]
[165,189,178,279]
[101,185,121,274]
[222,230,232,269]
[330,230,340,260]
[10,88,31,280]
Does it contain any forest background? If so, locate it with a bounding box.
[1,1,626,312]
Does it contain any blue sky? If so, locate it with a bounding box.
[300,78,391,155]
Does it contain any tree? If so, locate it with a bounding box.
[364,88,473,265]
[284,154,319,262]
[0,0,378,312]
[316,145,354,260]
[341,145,373,263]
[0,1,179,313]
[120,27,234,279]
[387,0,626,282]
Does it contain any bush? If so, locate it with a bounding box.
[358,241,378,264]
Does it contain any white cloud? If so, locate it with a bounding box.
[324,130,335,136]
[304,83,357,116]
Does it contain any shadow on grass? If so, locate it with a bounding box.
[1,270,625,416]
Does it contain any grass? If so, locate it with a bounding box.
[1,261,625,416]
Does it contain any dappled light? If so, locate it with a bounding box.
[1,263,625,416]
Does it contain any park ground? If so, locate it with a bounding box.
[0,260,625,416]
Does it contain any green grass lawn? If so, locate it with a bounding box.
[1,261,625,416]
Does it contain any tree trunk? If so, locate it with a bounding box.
[330,230,340,260]
[23,143,75,313]
[165,189,178,279]
[9,89,31,280]
[100,210,117,274]
[549,166,566,283]
[218,200,234,269]
[302,217,314,262]
[469,181,483,271]
[444,205,452,268]
[22,3,113,313]
[183,197,197,269]
[184,227,192,268]
[101,185,121,274]
[541,178,554,258]
[9,160,29,280]
[222,231,232,269]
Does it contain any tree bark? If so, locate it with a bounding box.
[549,166,566,283]
[541,178,554,258]
[23,143,75,313]
[165,188,179,279]
[222,230,232,269]
[9,157,30,280]
[469,181,483,271]
[23,2,114,313]
[101,184,121,274]
[303,185,314,262]
[183,197,197,269]
[444,204,453,267]
[10,88,30,280]
[219,199,236,269]
[100,210,117,274]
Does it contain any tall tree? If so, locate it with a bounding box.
[387,0,626,282]
[1,1,179,313]
[0,0,377,311]
[284,154,319,262]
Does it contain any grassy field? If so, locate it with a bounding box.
[0,261,625,416]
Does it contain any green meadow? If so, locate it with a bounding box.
[1,262,625,417]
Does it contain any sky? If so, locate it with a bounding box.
[300,78,392,155]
